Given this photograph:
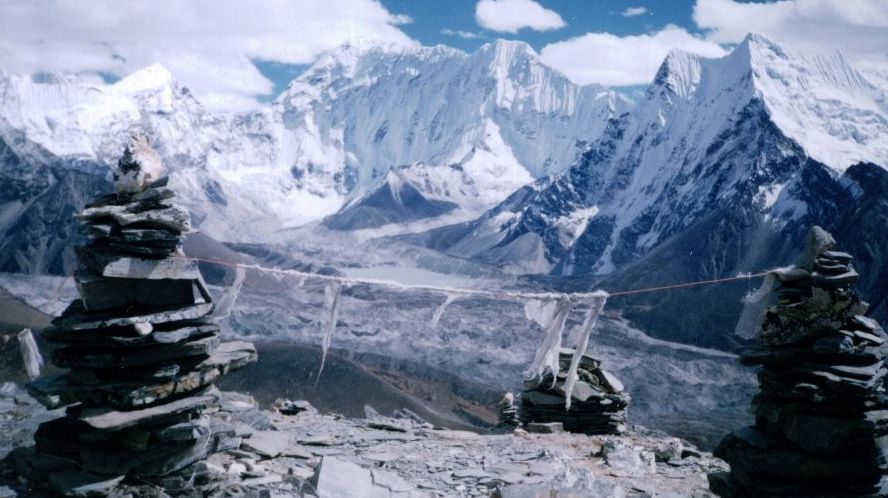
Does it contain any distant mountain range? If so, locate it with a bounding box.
[1,34,885,346]
[418,34,888,344]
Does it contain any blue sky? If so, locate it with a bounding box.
[0,0,885,111]
[255,0,721,100]
[382,0,698,52]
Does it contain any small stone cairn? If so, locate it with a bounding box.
[16,135,257,496]
[497,391,521,429]
[710,227,888,497]
[519,348,629,435]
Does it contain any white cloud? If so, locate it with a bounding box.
[622,7,649,17]
[540,25,727,86]
[0,0,417,111]
[693,0,888,73]
[441,28,485,40]
[475,0,566,33]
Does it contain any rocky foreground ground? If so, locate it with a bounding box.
[1,382,723,498]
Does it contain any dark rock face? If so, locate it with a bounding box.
[8,162,256,496]
[519,349,629,435]
[0,132,109,275]
[711,228,888,497]
[599,161,888,349]
[324,172,458,230]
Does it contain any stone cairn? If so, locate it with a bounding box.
[15,136,257,496]
[519,348,629,434]
[497,392,520,429]
[710,227,888,498]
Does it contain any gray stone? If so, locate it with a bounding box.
[313,456,430,498]
[76,271,209,311]
[155,419,211,443]
[852,315,880,333]
[48,471,125,498]
[812,334,855,354]
[82,254,202,280]
[242,430,292,458]
[76,203,190,232]
[854,330,885,345]
[650,437,684,462]
[75,390,218,430]
[526,422,563,434]
[42,323,219,348]
[602,439,656,475]
[52,335,218,370]
[811,268,859,286]
[553,381,602,402]
[821,251,853,263]
[798,226,836,271]
[54,300,214,331]
[274,399,317,416]
[597,369,624,393]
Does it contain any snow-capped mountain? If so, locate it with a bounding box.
[420,34,888,343]
[0,40,623,272]
[428,34,888,273]
[290,40,624,230]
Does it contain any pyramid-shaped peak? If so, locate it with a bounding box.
[113,63,176,92]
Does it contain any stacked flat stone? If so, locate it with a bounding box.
[497,392,520,429]
[20,144,256,496]
[711,227,888,498]
[519,348,629,435]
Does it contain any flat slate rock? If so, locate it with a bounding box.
[811,269,860,286]
[48,470,125,498]
[54,301,214,331]
[53,335,218,369]
[87,183,173,208]
[36,340,254,409]
[81,253,202,280]
[242,430,292,458]
[43,323,219,348]
[76,203,190,233]
[526,422,563,434]
[313,456,430,498]
[76,271,209,311]
[74,390,219,431]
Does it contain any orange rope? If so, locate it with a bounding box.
[607,272,769,297]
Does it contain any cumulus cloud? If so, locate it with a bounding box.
[621,7,649,17]
[0,0,416,111]
[694,0,888,73]
[475,0,566,33]
[540,25,727,87]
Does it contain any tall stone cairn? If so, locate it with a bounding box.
[710,226,888,498]
[18,136,257,496]
[519,348,629,435]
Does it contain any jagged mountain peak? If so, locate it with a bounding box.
[425,32,888,285]
[650,49,705,100]
[645,33,888,171]
[477,39,538,67]
[112,63,177,93]
[303,41,464,77]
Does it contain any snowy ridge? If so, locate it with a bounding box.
[426,34,888,277]
[0,40,622,244]
[742,34,888,171]
[275,39,622,209]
